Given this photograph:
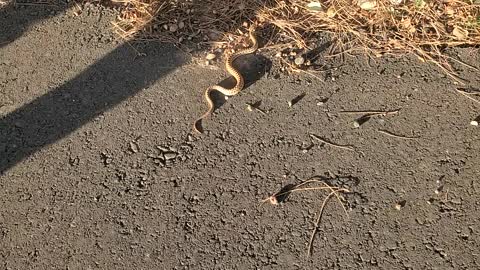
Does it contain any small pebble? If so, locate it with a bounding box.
[353,121,360,128]
[294,56,305,65]
[206,53,216,60]
[394,200,406,210]
[470,120,478,126]
[390,0,403,5]
[157,146,169,152]
[129,142,139,153]
[169,24,178,32]
[164,152,177,160]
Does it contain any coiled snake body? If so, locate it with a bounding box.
[193,25,258,134]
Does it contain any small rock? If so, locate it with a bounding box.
[169,24,179,32]
[294,56,305,65]
[206,53,216,60]
[178,21,185,29]
[164,152,177,160]
[157,146,169,152]
[395,200,406,210]
[470,120,478,126]
[129,142,139,153]
[451,198,462,205]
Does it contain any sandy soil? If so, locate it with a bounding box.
[1,3,480,270]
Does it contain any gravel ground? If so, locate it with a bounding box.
[1,3,480,270]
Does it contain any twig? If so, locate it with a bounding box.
[246,103,268,115]
[261,178,350,256]
[338,109,400,116]
[455,88,480,105]
[260,179,350,209]
[377,129,419,140]
[310,134,355,151]
[306,177,349,216]
[261,186,343,205]
[260,179,340,206]
[307,188,349,257]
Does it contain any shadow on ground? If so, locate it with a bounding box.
[0,41,187,173]
[0,1,188,172]
[0,1,70,48]
[0,2,272,173]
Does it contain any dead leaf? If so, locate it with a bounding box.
[400,18,416,34]
[358,0,377,10]
[306,1,323,12]
[326,6,337,17]
[452,27,468,39]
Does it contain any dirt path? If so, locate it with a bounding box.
[1,4,480,270]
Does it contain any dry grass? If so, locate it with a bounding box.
[110,0,479,75]
[111,0,266,45]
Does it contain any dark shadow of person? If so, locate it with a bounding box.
[0,1,70,48]
[0,1,274,173]
[0,41,188,174]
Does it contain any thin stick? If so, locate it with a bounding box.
[260,179,349,214]
[246,103,268,115]
[306,177,349,216]
[455,88,480,105]
[261,186,343,204]
[261,177,350,256]
[444,55,479,71]
[338,109,400,116]
[310,134,355,151]
[377,129,419,140]
[307,188,349,257]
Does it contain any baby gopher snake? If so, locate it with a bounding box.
[193,24,258,134]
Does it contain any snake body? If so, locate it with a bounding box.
[193,25,258,134]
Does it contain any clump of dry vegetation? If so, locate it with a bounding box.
[111,0,479,74]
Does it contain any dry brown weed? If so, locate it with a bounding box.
[109,0,479,76]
